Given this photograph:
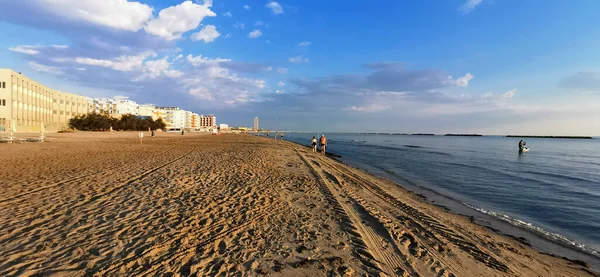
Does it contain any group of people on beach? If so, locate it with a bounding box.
[312,135,327,156]
[265,131,284,140]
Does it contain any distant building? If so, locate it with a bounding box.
[90,97,139,118]
[254,117,259,131]
[185,110,193,129]
[158,107,187,131]
[219,124,229,130]
[191,113,201,129]
[200,114,216,128]
[0,68,89,132]
[138,104,159,120]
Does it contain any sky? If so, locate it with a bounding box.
[1,0,600,135]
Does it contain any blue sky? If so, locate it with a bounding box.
[1,0,600,135]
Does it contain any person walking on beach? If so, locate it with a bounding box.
[274,132,278,140]
[280,132,284,140]
[320,135,327,156]
[311,136,317,153]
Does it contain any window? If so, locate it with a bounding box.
[1,82,5,88]
[60,111,64,115]
[66,112,70,116]
[60,100,64,104]
[66,101,70,105]
[1,99,5,106]
[53,110,57,115]
[53,99,57,103]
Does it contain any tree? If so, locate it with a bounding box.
[69,113,167,131]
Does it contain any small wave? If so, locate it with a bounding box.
[463,203,600,257]
[521,170,598,184]
[404,145,425,148]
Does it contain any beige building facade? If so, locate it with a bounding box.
[0,68,89,132]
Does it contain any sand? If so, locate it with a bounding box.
[0,132,595,276]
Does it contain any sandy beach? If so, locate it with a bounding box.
[0,132,594,276]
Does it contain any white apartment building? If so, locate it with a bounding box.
[185,111,193,130]
[138,104,159,120]
[158,107,186,131]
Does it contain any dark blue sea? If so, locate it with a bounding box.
[277,132,600,265]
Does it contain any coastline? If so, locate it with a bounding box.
[0,132,595,276]
[271,134,600,272]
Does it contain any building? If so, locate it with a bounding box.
[158,107,187,131]
[90,97,139,118]
[191,113,201,130]
[254,117,259,131]
[0,68,89,132]
[138,104,159,120]
[219,124,229,130]
[185,111,193,130]
[200,114,216,128]
[89,98,117,117]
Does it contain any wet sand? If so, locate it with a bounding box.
[0,132,595,276]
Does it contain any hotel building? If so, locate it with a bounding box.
[0,68,89,132]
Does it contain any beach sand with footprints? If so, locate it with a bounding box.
[0,132,594,276]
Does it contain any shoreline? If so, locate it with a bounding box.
[0,132,595,276]
[269,135,600,272]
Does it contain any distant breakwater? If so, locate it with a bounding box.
[506,135,593,139]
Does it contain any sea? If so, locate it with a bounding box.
[278,132,600,268]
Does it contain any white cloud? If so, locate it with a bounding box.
[278,81,286,87]
[165,70,184,78]
[458,0,483,15]
[243,5,250,10]
[276,89,285,94]
[29,61,64,75]
[343,104,390,113]
[254,21,264,26]
[183,66,267,106]
[225,33,232,38]
[173,54,184,61]
[455,73,474,87]
[133,58,170,80]
[248,29,262,38]
[276,67,289,74]
[8,44,69,55]
[144,1,216,40]
[265,1,284,14]
[289,55,309,63]
[233,22,245,29]
[191,25,220,43]
[39,0,153,31]
[75,51,156,72]
[8,46,40,55]
[187,54,231,67]
[298,41,311,47]
[222,12,232,17]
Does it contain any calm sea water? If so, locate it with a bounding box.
[279,133,600,260]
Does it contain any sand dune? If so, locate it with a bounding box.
[0,132,594,276]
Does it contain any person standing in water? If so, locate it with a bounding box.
[519,140,525,151]
[320,135,327,156]
[280,132,284,140]
[311,136,317,153]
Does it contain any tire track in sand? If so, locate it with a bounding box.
[319,165,457,277]
[299,151,411,276]
[317,156,511,274]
